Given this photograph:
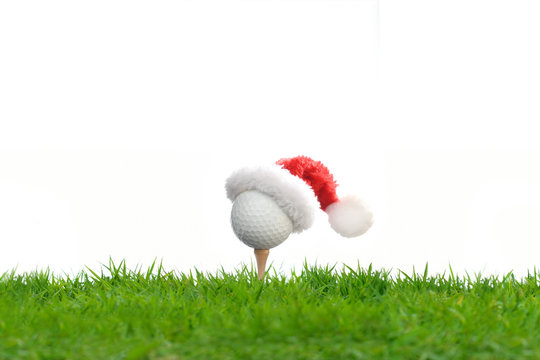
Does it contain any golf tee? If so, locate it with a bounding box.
[254,249,269,280]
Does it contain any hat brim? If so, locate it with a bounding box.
[225,165,318,233]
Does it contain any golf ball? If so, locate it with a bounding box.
[231,190,293,249]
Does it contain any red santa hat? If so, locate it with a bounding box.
[225,155,373,237]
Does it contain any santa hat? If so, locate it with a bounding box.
[225,155,373,237]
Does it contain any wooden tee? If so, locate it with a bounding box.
[254,249,270,280]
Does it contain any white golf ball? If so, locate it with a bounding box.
[231,190,293,249]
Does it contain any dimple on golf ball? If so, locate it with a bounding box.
[230,190,293,249]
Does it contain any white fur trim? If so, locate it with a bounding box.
[226,165,319,233]
[326,195,373,237]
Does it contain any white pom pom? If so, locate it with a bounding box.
[326,195,373,238]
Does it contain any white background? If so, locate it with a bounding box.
[1,0,539,278]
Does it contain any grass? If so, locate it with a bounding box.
[1,260,540,360]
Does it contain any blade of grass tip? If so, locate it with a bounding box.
[414,265,421,284]
[121,259,127,278]
[329,263,337,273]
[112,258,122,278]
[343,263,358,277]
[103,258,112,277]
[1,268,17,283]
[133,262,139,276]
[109,257,115,273]
[137,262,145,278]
[85,266,102,282]
[146,259,157,281]
[385,268,393,283]
[272,266,279,279]
[503,271,514,283]
[254,280,265,303]
[399,269,413,283]
[465,271,473,290]
[267,260,275,279]
[220,265,226,279]
[237,264,245,278]
[449,264,455,285]
[109,259,118,279]
[160,260,167,279]
[423,263,429,283]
